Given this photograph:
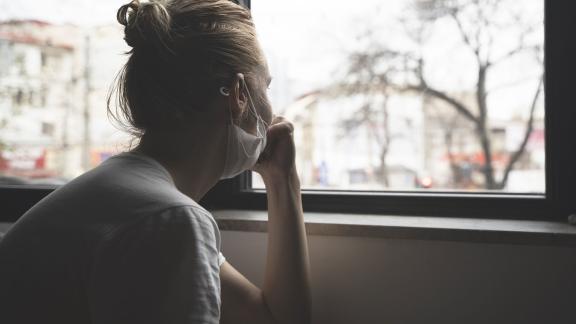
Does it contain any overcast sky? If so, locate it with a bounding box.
[0,0,121,26]
[1,0,544,119]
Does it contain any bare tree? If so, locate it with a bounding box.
[339,98,392,187]
[331,0,543,190]
[324,46,396,188]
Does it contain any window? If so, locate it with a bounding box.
[1,0,575,222]
[205,0,575,220]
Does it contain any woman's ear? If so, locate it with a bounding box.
[229,74,248,121]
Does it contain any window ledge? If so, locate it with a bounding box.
[211,210,576,247]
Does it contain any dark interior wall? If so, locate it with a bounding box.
[1,222,574,323]
[221,230,576,324]
[0,223,11,236]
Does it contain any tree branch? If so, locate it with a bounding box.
[489,44,540,67]
[450,11,481,60]
[498,75,544,189]
[399,83,478,124]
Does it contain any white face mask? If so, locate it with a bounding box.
[219,79,268,179]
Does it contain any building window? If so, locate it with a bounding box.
[41,122,54,137]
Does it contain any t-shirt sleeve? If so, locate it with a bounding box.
[218,251,226,267]
[88,206,224,324]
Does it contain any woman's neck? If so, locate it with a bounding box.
[131,126,227,202]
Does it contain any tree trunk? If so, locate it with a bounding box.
[379,98,391,188]
[379,147,390,188]
[476,66,497,189]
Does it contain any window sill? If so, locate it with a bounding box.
[211,210,576,247]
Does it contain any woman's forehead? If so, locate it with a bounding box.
[256,68,271,84]
[255,63,271,84]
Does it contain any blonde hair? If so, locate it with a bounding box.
[108,0,266,137]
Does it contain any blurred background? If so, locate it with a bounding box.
[0,0,544,193]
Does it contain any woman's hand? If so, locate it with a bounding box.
[248,116,312,324]
[252,115,297,182]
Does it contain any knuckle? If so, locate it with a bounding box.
[273,115,286,123]
[281,122,294,133]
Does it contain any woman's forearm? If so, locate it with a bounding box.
[261,169,312,324]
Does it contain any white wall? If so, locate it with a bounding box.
[221,230,576,324]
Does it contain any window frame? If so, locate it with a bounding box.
[1,0,575,223]
[201,0,575,222]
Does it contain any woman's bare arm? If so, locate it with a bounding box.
[220,117,312,324]
[261,169,311,324]
[220,261,274,324]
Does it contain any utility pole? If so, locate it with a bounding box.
[82,33,91,171]
[60,75,76,178]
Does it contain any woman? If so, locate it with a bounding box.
[0,0,312,323]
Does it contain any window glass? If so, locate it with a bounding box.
[251,0,545,193]
[0,0,545,194]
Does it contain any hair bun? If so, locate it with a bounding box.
[117,0,173,54]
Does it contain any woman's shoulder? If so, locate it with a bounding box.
[111,204,219,245]
[146,204,217,230]
[56,151,201,214]
[93,204,223,267]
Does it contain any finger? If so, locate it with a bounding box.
[271,115,287,125]
[268,120,294,135]
[269,116,293,133]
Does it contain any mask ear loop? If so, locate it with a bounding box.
[220,86,239,128]
[228,80,261,157]
[240,77,269,138]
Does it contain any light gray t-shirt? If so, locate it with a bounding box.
[0,151,225,324]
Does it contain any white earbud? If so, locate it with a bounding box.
[219,86,230,96]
